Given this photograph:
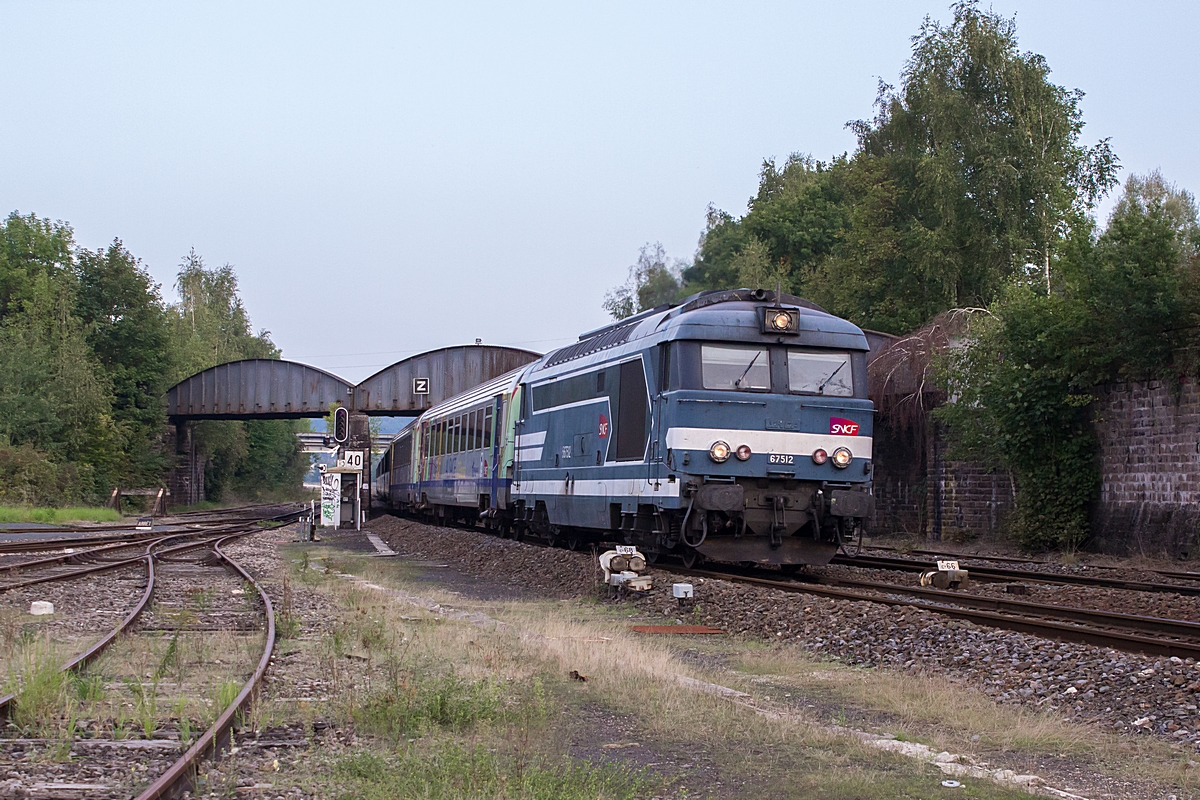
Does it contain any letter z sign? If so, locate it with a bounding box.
[829,417,860,436]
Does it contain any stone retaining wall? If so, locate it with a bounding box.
[1091,380,1200,557]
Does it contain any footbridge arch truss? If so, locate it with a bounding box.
[164,345,541,422]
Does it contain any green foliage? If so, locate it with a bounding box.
[602,242,686,320]
[74,241,172,486]
[652,2,1118,335]
[0,212,306,507]
[938,173,1199,548]
[168,248,278,381]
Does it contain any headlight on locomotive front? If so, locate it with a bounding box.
[768,310,793,331]
[832,447,853,468]
[709,441,731,463]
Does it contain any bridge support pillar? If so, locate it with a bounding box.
[166,421,204,508]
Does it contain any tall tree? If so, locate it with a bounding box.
[603,243,686,320]
[673,1,1119,334]
[837,0,1117,323]
[74,241,172,485]
[0,212,75,321]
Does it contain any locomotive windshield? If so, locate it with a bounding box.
[701,344,770,391]
[788,350,853,396]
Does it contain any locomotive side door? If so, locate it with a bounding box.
[647,343,669,490]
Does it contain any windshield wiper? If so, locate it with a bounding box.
[816,360,846,395]
[733,351,762,389]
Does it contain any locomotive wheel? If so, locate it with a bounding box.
[565,531,581,551]
[680,547,702,569]
[546,525,563,548]
[779,564,803,576]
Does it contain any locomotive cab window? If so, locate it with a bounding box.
[788,350,853,396]
[701,345,770,391]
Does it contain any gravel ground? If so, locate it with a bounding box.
[368,515,1200,752]
[0,563,147,665]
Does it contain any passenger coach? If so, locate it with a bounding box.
[378,288,874,567]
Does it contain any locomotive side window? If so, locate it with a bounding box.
[788,350,853,396]
[701,345,770,391]
[615,359,649,461]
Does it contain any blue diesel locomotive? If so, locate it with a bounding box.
[376,288,874,567]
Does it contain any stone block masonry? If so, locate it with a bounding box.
[1091,380,1200,557]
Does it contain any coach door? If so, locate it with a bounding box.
[489,394,502,509]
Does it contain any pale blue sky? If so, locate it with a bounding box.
[2,1,1196,381]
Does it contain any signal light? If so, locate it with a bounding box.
[333,406,349,443]
[812,448,828,465]
[735,444,752,461]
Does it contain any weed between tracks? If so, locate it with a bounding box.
[0,592,265,750]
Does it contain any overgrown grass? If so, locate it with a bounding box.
[330,746,656,800]
[354,672,508,740]
[0,506,121,524]
[3,641,75,737]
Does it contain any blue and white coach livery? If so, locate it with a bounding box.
[379,288,874,567]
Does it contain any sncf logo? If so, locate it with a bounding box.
[830,417,859,436]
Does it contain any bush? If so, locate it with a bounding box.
[0,443,92,507]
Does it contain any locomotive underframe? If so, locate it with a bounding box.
[487,474,870,567]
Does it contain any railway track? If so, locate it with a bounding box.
[387,510,1200,660]
[671,564,1200,660]
[0,504,303,799]
[860,543,1200,584]
[831,552,1200,596]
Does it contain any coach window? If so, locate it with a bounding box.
[483,407,493,449]
[701,344,770,391]
[788,351,853,396]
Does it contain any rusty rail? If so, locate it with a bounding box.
[0,547,156,718]
[831,553,1200,596]
[133,533,277,800]
[0,507,302,727]
[679,567,1200,660]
